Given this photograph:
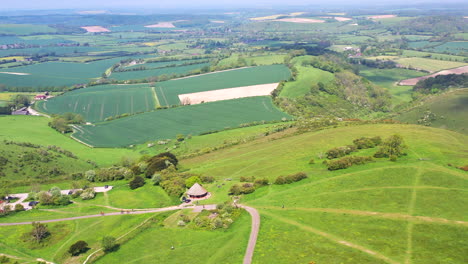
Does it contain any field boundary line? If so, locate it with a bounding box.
[151,86,160,108]
[404,167,422,264]
[263,211,400,264]
[170,66,252,81]
[70,125,95,148]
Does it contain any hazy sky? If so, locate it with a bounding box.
[3,0,465,10]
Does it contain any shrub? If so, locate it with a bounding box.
[151,173,162,185]
[201,175,215,183]
[68,240,88,256]
[80,189,96,200]
[327,156,373,171]
[14,203,24,212]
[240,176,255,182]
[145,152,179,177]
[374,135,407,160]
[30,222,49,243]
[326,145,356,159]
[129,176,145,190]
[101,236,117,252]
[228,183,255,195]
[308,158,315,164]
[254,178,269,187]
[353,136,382,149]
[274,172,308,185]
[185,176,202,188]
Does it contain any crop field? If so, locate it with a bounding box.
[72,96,291,147]
[155,65,291,106]
[0,58,123,88]
[0,46,103,57]
[110,62,210,81]
[358,67,425,104]
[427,41,468,55]
[182,124,468,263]
[218,53,286,66]
[401,50,466,62]
[35,84,156,122]
[396,89,468,134]
[0,115,137,166]
[394,57,467,72]
[0,24,56,35]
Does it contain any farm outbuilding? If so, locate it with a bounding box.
[187,183,208,199]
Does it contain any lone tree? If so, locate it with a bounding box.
[30,222,50,243]
[145,152,179,177]
[101,236,117,252]
[68,240,88,256]
[129,176,145,190]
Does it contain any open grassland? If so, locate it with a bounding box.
[95,212,249,264]
[358,67,425,104]
[0,58,124,88]
[110,62,210,81]
[35,84,156,122]
[182,124,468,263]
[280,58,334,98]
[72,96,291,147]
[0,24,56,35]
[396,89,468,134]
[155,65,290,106]
[0,116,136,166]
[394,57,467,72]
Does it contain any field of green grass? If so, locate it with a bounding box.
[280,57,334,98]
[155,65,291,106]
[0,58,123,88]
[401,50,466,62]
[0,115,136,166]
[182,123,468,263]
[110,62,210,81]
[218,53,286,66]
[396,89,468,134]
[394,57,467,72]
[72,96,291,147]
[428,41,468,55]
[0,24,57,35]
[35,84,156,122]
[358,67,425,104]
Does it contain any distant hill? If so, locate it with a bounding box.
[395,88,468,134]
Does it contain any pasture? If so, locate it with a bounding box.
[396,89,468,134]
[394,57,467,72]
[182,124,468,263]
[35,84,156,122]
[280,63,334,98]
[154,65,291,106]
[72,96,291,147]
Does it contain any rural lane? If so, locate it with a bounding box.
[239,205,260,264]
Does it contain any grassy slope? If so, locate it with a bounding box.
[280,57,334,98]
[396,89,468,134]
[0,115,136,166]
[35,84,156,123]
[181,124,468,263]
[358,67,425,104]
[72,96,291,147]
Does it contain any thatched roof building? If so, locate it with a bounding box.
[187,183,208,198]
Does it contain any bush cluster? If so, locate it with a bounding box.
[326,145,356,159]
[373,135,407,161]
[274,172,308,185]
[353,136,382,149]
[129,176,145,190]
[326,156,373,171]
[229,183,255,195]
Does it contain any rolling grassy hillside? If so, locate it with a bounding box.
[181,124,467,263]
[396,89,468,134]
[72,96,291,147]
[280,62,334,98]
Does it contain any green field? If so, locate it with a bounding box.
[396,89,468,134]
[0,115,136,166]
[280,57,334,98]
[0,58,123,88]
[359,67,425,104]
[401,50,466,62]
[35,84,156,122]
[110,62,210,81]
[155,65,291,106]
[394,57,467,72]
[0,24,57,35]
[218,53,286,66]
[428,41,468,55]
[72,96,291,147]
[181,124,468,263]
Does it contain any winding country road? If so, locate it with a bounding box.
[239,205,260,264]
[0,203,262,264]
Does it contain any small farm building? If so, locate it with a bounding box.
[187,183,208,199]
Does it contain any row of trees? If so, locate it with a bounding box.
[48,113,84,133]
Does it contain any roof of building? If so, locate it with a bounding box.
[187,183,207,196]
